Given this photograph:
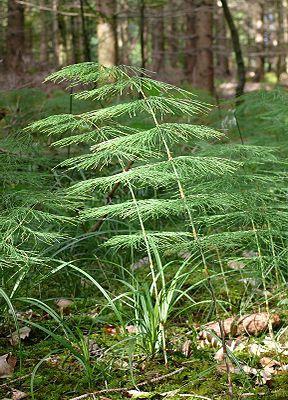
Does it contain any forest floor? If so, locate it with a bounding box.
[0,286,288,400]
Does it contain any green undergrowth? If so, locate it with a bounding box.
[1,272,287,399]
[1,304,288,400]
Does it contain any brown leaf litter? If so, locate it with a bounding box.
[55,298,73,315]
[198,312,280,346]
[0,354,17,378]
[8,326,31,346]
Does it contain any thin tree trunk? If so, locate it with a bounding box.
[151,5,165,73]
[58,14,68,65]
[184,0,196,81]
[139,0,146,71]
[0,0,5,63]
[246,15,253,72]
[39,1,48,64]
[255,3,265,82]
[52,0,60,66]
[220,0,246,97]
[167,0,178,68]
[70,16,81,63]
[5,0,25,72]
[276,0,286,81]
[25,7,34,64]
[215,2,230,77]
[79,0,91,61]
[118,0,130,64]
[97,0,118,67]
[193,0,214,94]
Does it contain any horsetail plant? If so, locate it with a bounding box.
[26,63,287,362]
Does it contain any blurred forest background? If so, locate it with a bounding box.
[1,0,288,95]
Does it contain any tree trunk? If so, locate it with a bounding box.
[167,0,178,68]
[276,0,286,81]
[0,0,5,63]
[5,0,25,72]
[139,0,146,71]
[39,0,48,64]
[220,0,246,97]
[151,5,165,73]
[58,14,68,65]
[215,2,230,77]
[80,0,91,61]
[246,15,253,73]
[97,0,118,67]
[118,0,130,64]
[184,0,196,81]
[52,0,61,66]
[193,0,214,94]
[70,16,81,63]
[25,14,34,64]
[254,3,265,82]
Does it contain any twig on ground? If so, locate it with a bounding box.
[0,373,31,388]
[68,366,186,400]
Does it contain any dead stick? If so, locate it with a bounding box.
[69,366,185,400]
[0,373,31,388]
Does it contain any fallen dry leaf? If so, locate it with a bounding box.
[260,357,281,368]
[87,307,100,318]
[182,339,191,357]
[8,326,31,346]
[237,313,280,336]
[0,354,17,378]
[214,338,245,361]
[178,251,192,260]
[55,298,73,315]
[199,312,280,343]
[239,278,259,286]
[227,260,245,270]
[217,361,236,373]
[126,325,139,334]
[131,257,149,271]
[217,355,288,386]
[14,309,35,320]
[103,324,117,335]
[249,343,266,356]
[87,338,103,357]
[46,355,61,365]
[12,389,28,400]
[242,250,258,258]
[198,317,235,341]
[241,365,258,375]
[262,336,288,355]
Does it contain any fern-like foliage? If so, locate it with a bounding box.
[0,133,78,300]
[26,63,287,282]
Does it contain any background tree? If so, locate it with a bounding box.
[5,0,25,72]
[1,0,288,96]
[96,0,118,67]
[221,0,246,97]
[193,0,214,94]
